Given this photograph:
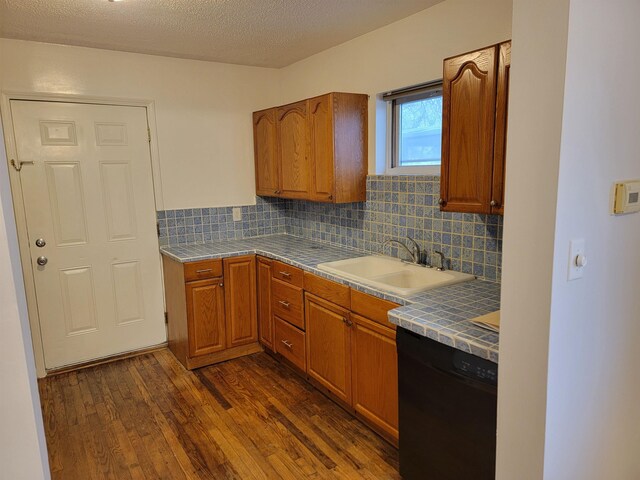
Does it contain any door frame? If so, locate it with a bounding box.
[1,91,166,377]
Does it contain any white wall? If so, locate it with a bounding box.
[279,0,513,173]
[0,38,280,210]
[498,1,640,479]
[543,1,640,478]
[0,127,50,478]
[495,1,570,478]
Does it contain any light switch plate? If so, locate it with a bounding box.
[568,238,586,281]
[232,207,242,222]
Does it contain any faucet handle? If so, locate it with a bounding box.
[433,250,448,271]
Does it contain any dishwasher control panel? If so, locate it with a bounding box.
[453,352,498,385]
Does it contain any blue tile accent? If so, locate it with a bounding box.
[157,175,503,282]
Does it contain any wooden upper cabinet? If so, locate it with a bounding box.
[491,41,511,215]
[308,94,334,201]
[277,100,310,199]
[186,279,226,358]
[253,109,279,197]
[223,255,258,348]
[254,92,367,203]
[440,41,511,215]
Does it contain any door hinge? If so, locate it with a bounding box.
[164,312,169,324]
[157,222,161,237]
[147,127,151,143]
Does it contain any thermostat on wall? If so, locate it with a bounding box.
[613,180,640,214]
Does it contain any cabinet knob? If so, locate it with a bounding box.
[490,200,500,207]
[342,317,353,327]
[438,198,446,206]
[219,283,224,287]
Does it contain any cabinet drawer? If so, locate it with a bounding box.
[272,278,304,330]
[303,271,350,309]
[350,290,400,330]
[275,316,306,372]
[184,259,223,282]
[271,260,304,287]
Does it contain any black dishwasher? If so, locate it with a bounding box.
[397,327,498,480]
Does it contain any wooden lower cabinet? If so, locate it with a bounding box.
[352,313,399,445]
[257,256,274,351]
[305,293,352,406]
[224,255,258,348]
[274,316,306,372]
[163,254,261,370]
[186,279,226,357]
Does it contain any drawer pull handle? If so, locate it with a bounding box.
[281,340,293,349]
[196,268,213,274]
[279,271,292,278]
[278,300,291,308]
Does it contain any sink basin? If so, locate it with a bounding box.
[317,255,475,297]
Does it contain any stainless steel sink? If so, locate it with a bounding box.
[317,255,475,297]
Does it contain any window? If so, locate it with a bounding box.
[384,81,443,175]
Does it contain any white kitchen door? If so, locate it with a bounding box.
[10,100,166,369]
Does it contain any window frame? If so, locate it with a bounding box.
[384,80,443,176]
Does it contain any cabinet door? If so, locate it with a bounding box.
[305,293,352,405]
[277,101,310,198]
[308,94,335,201]
[257,257,274,351]
[186,278,226,357]
[253,108,280,197]
[352,313,399,443]
[223,255,258,348]
[491,41,511,216]
[441,45,497,214]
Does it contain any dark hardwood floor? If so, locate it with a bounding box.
[38,349,400,479]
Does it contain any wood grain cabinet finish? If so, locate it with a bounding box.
[162,255,261,370]
[257,256,274,351]
[253,109,279,197]
[352,313,399,444]
[440,41,511,215]
[223,255,258,348]
[274,316,307,372]
[305,293,352,406]
[277,100,311,199]
[253,92,367,204]
[491,41,511,216]
[186,279,226,357]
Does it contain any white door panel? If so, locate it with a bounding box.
[11,101,165,369]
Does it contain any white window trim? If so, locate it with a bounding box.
[384,83,442,176]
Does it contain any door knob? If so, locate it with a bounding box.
[35,238,46,248]
[36,256,48,266]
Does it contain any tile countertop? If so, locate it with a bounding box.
[160,234,501,363]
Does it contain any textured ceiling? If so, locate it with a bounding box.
[0,0,443,68]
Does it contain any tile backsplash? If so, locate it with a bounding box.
[158,175,503,282]
[157,196,287,246]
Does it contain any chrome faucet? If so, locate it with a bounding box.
[383,237,421,264]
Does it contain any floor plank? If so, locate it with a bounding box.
[38,349,399,479]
